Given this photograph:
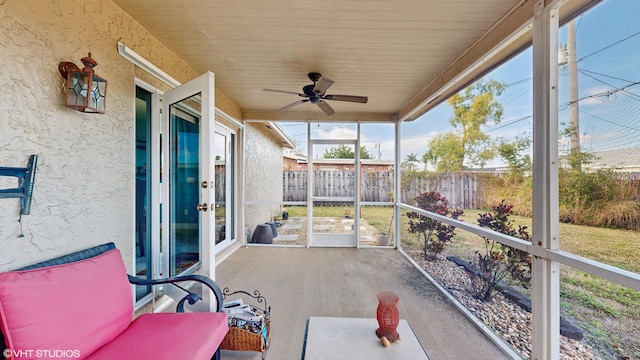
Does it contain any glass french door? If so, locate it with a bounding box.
[213,125,235,250]
[161,72,216,310]
[134,85,154,302]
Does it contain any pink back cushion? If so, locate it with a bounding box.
[0,249,133,358]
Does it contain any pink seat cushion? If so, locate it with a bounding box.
[86,312,229,360]
[0,249,133,358]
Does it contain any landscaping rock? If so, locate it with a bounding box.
[446,255,584,340]
[406,249,596,359]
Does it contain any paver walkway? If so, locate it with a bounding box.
[270,216,380,246]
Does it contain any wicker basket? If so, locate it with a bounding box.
[221,313,270,352]
[221,288,271,358]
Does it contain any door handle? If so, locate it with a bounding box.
[196,203,208,212]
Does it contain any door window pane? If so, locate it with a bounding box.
[170,95,202,276]
[134,86,152,300]
[214,132,226,245]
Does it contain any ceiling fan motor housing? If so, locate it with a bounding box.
[303,84,319,101]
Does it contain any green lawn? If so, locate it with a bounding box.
[287,205,640,272]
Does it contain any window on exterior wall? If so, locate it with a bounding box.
[556,1,640,357]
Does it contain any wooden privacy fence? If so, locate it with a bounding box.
[616,172,640,180]
[283,170,639,208]
[283,171,487,208]
[283,171,308,202]
[400,172,488,209]
[615,172,640,202]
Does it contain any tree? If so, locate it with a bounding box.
[422,133,465,172]
[323,144,372,159]
[560,123,594,172]
[403,153,420,171]
[496,136,531,181]
[423,80,506,171]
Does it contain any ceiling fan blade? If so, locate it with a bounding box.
[279,99,309,111]
[323,94,368,103]
[313,77,335,96]
[317,100,335,116]
[264,88,306,97]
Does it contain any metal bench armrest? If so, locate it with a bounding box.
[128,274,224,312]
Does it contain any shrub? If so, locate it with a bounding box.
[468,200,532,301]
[482,175,533,218]
[558,169,640,230]
[559,168,619,208]
[407,191,463,260]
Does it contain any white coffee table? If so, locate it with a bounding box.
[302,316,430,360]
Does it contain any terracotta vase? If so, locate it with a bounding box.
[375,291,400,341]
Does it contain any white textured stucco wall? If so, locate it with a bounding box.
[0,0,240,272]
[244,123,284,233]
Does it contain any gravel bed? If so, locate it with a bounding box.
[404,248,598,360]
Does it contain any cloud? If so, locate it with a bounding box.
[581,85,610,106]
[314,126,357,140]
[399,131,439,159]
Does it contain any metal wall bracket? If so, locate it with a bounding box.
[0,155,38,215]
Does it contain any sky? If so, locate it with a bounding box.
[279,0,640,168]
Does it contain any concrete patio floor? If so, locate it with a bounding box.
[216,247,509,360]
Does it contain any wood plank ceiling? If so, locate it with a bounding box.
[113,0,531,122]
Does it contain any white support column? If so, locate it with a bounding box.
[531,1,561,359]
[394,114,401,250]
[306,121,312,248]
[355,123,361,249]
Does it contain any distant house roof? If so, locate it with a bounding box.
[284,154,394,166]
[284,152,305,161]
[588,147,640,172]
[283,153,394,172]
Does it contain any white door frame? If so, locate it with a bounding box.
[161,71,217,311]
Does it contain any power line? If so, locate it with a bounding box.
[581,110,640,133]
[579,68,639,86]
[577,30,640,63]
[486,115,532,132]
[560,80,640,109]
[577,69,640,101]
[504,78,531,87]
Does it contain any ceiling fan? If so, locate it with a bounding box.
[263,72,368,116]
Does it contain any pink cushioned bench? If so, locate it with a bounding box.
[0,243,228,360]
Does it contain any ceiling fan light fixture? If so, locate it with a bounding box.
[263,72,367,116]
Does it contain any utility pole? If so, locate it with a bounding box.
[567,20,581,170]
